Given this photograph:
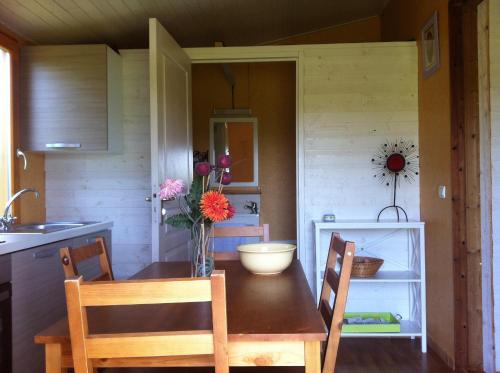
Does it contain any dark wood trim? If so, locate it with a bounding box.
[428,335,455,370]
[0,31,20,213]
[449,3,468,369]
[211,187,262,195]
[449,0,485,371]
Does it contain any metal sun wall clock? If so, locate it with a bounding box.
[372,139,419,222]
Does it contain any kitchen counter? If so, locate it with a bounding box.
[0,221,113,255]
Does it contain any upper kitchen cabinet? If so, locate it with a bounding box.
[20,45,122,152]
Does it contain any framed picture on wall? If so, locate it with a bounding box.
[421,11,440,78]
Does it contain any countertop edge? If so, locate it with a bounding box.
[0,221,113,256]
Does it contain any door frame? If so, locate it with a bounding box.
[449,0,494,371]
[184,45,304,271]
[0,31,19,214]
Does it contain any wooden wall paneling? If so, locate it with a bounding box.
[265,16,381,45]
[301,44,419,290]
[477,1,496,371]
[381,0,456,367]
[463,2,483,370]
[449,0,485,370]
[449,3,470,370]
[250,62,296,242]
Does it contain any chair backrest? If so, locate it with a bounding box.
[213,224,270,260]
[65,271,229,373]
[319,232,355,373]
[59,237,113,281]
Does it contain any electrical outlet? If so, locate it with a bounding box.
[438,185,446,199]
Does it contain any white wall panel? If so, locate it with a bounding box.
[301,44,419,290]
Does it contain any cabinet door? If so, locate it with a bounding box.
[20,45,109,151]
[11,241,67,373]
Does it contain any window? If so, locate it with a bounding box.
[0,46,11,207]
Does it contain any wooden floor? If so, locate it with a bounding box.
[106,338,453,373]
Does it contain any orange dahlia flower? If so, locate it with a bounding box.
[200,191,229,222]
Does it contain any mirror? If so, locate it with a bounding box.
[209,117,258,187]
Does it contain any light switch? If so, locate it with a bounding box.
[438,185,446,199]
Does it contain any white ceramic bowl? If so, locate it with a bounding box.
[237,243,297,275]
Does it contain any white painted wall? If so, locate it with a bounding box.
[45,49,151,279]
[300,44,420,290]
[487,0,500,369]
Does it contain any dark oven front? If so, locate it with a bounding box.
[0,254,12,373]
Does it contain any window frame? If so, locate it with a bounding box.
[0,31,20,210]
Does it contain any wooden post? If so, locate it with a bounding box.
[304,341,321,373]
[44,344,67,373]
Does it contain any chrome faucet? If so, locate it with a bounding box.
[1,188,40,230]
[244,201,259,214]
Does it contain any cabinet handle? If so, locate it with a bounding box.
[45,143,81,149]
[33,248,58,259]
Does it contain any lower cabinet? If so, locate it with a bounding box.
[11,229,111,373]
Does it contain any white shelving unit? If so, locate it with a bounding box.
[314,220,426,352]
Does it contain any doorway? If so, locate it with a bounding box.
[191,62,297,243]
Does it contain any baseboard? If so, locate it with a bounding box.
[427,334,455,370]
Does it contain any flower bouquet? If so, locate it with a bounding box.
[162,155,234,276]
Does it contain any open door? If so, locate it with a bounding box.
[149,18,192,262]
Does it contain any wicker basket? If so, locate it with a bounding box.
[338,256,384,278]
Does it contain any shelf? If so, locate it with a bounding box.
[313,220,424,229]
[318,270,421,283]
[314,220,426,352]
[212,186,261,194]
[342,320,422,337]
[351,271,421,283]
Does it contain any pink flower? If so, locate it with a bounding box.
[217,154,232,168]
[221,172,232,185]
[195,162,212,176]
[159,178,185,200]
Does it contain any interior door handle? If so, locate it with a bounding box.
[160,198,169,225]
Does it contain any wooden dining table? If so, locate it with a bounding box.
[35,260,326,372]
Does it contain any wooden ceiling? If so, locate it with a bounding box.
[0,0,389,48]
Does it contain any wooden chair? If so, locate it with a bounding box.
[213,224,270,260]
[65,271,229,373]
[318,232,355,373]
[59,237,114,281]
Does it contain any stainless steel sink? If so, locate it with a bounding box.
[1,221,96,234]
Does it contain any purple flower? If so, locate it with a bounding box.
[217,154,232,168]
[195,162,212,176]
[221,172,232,185]
[159,178,185,200]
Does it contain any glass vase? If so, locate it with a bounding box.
[190,222,214,277]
